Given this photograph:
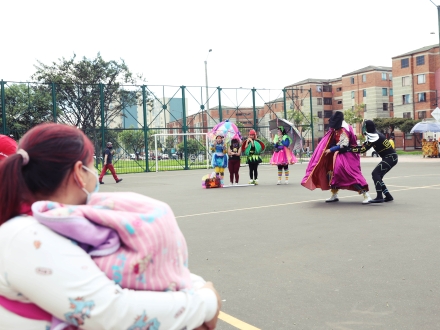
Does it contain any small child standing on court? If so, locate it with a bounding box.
[227,137,242,185]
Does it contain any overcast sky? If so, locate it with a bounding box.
[1,0,439,91]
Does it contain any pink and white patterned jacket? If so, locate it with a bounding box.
[32,192,191,292]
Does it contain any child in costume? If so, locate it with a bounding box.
[270,126,297,185]
[227,136,242,185]
[242,129,265,184]
[301,111,371,204]
[347,120,398,203]
[211,135,228,186]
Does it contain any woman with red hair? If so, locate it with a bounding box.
[0,123,220,330]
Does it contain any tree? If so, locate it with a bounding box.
[119,127,144,159]
[31,53,146,156]
[176,139,202,156]
[343,104,364,126]
[372,118,420,134]
[148,130,163,152]
[165,136,175,150]
[3,83,56,133]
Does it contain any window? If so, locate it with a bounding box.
[318,124,323,131]
[382,73,387,80]
[316,85,322,92]
[364,104,367,112]
[324,98,332,105]
[418,92,426,102]
[405,133,413,140]
[362,74,366,82]
[324,111,333,118]
[416,55,425,66]
[383,103,388,111]
[402,76,411,86]
[403,94,411,104]
[390,103,393,111]
[382,88,388,96]
[417,74,426,84]
[323,85,332,92]
[336,87,342,92]
[317,111,323,118]
[363,89,367,97]
[390,88,393,96]
[317,98,322,105]
[389,74,392,80]
[418,111,426,119]
[350,77,355,84]
[351,91,355,99]
[401,58,409,68]
[403,112,411,118]
[337,100,342,104]
[352,106,354,111]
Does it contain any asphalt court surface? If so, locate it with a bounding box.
[100,156,440,330]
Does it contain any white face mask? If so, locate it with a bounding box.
[81,165,100,203]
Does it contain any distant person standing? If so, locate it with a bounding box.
[99,142,122,184]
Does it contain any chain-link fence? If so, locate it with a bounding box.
[0,80,315,173]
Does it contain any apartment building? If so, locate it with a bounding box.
[342,66,393,121]
[391,44,440,121]
[285,78,334,141]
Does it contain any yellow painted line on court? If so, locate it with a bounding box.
[219,311,261,330]
[176,183,440,218]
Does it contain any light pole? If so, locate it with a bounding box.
[204,49,212,118]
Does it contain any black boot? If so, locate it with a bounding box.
[369,193,384,203]
[384,192,394,202]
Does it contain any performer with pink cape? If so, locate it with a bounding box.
[301,111,371,204]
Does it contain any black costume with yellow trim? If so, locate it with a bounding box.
[349,120,398,203]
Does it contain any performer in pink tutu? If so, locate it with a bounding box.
[270,126,297,185]
[301,111,371,204]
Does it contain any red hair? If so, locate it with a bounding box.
[0,123,94,225]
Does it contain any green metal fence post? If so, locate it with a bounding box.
[51,83,57,123]
[99,83,105,154]
[309,88,315,151]
[252,87,257,131]
[1,80,5,135]
[283,89,287,119]
[181,86,189,170]
[218,87,222,122]
[142,85,149,172]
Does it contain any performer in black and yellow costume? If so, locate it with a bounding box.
[348,120,398,203]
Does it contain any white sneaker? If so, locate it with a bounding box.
[277,180,281,185]
[249,180,254,184]
[326,193,339,203]
[285,181,289,185]
[254,179,258,185]
[362,192,372,204]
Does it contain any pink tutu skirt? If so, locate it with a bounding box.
[270,147,297,165]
